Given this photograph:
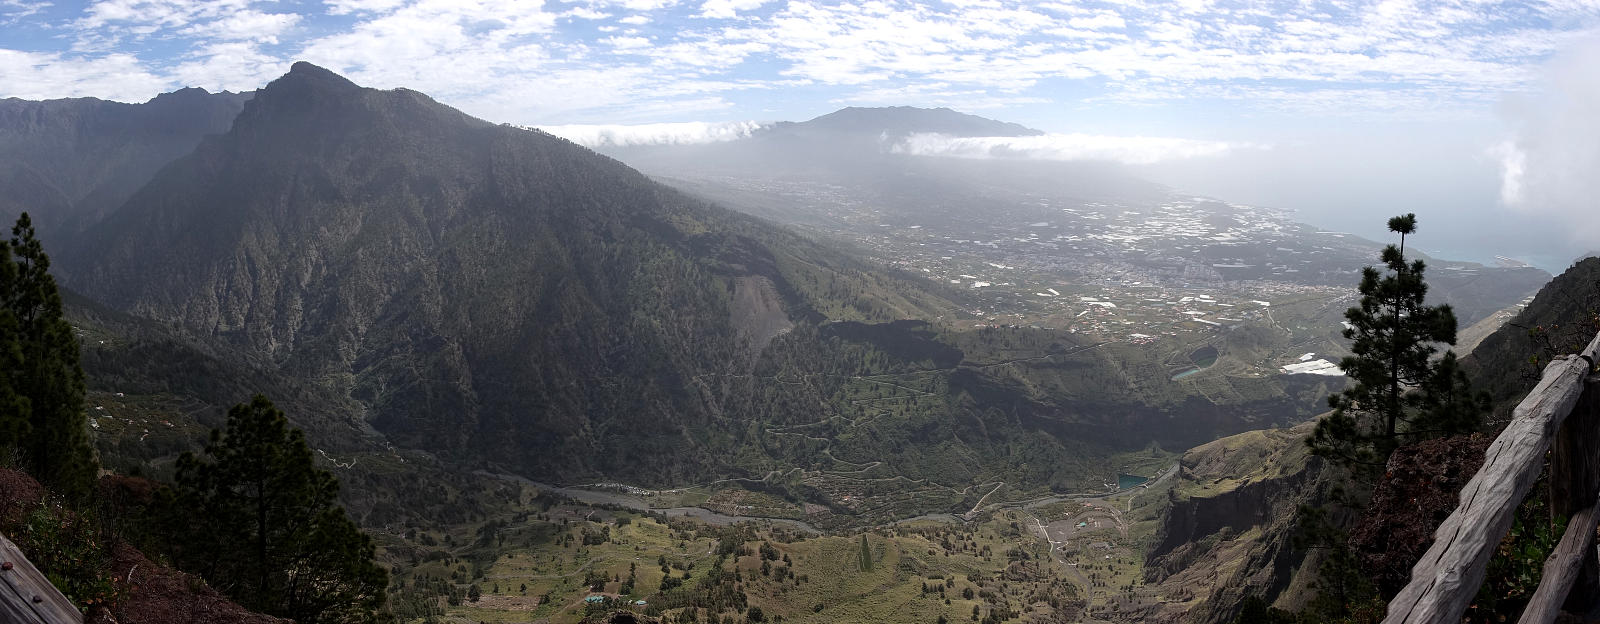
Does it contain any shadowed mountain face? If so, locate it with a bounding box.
[62,63,953,484]
[0,87,250,234]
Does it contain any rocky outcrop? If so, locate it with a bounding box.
[1144,423,1325,624]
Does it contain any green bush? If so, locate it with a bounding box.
[14,500,118,611]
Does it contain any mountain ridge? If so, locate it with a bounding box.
[62,63,961,486]
[786,105,1045,138]
[0,86,250,234]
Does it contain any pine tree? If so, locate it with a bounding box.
[0,213,96,497]
[172,395,386,623]
[0,236,25,450]
[1307,214,1488,478]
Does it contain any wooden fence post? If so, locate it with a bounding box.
[1551,374,1600,613]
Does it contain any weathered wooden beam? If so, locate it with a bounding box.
[0,531,83,624]
[1550,378,1600,518]
[1383,331,1600,624]
[1517,496,1600,624]
[1549,376,1600,614]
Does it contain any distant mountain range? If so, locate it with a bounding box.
[0,87,250,234]
[778,105,1043,138]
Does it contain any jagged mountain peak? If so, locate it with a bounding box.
[227,61,486,149]
[283,61,363,91]
[238,62,365,125]
[244,62,396,119]
[148,86,218,102]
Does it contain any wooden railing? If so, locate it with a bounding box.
[1384,331,1600,624]
[0,530,82,624]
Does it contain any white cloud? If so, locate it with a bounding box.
[698,0,769,19]
[77,0,257,32]
[890,132,1252,165]
[562,6,610,19]
[601,35,652,50]
[579,0,681,10]
[324,0,405,15]
[1493,38,1600,247]
[168,42,289,91]
[0,0,50,24]
[179,9,300,43]
[0,48,169,100]
[4,0,1600,127]
[1490,139,1525,206]
[1067,12,1125,30]
[536,120,767,146]
[297,0,559,101]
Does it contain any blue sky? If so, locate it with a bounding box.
[3,0,1600,267]
[2,0,1592,128]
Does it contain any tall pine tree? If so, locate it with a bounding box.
[0,238,26,450]
[0,212,97,497]
[172,395,386,624]
[1307,213,1489,478]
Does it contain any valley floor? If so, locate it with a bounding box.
[384,463,1183,624]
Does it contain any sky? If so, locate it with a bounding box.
[3,0,1600,269]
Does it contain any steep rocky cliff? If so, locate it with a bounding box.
[1143,423,1325,623]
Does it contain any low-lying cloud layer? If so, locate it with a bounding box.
[539,122,1246,165]
[891,133,1248,165]
[1493,40,1600,257]
[537,121,768,147]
